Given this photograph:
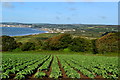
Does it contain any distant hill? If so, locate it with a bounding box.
[1,22,33,25]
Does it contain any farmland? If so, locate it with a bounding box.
[1,53,118,79]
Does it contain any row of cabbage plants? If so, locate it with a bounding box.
[49,56,62,78]
[58,56,80,78]
[1,54,49,79]
[1,54,118,79]
[58,55,118,79]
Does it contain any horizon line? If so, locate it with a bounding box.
[0,22,118,25]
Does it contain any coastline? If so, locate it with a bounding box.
[1,27,49,37]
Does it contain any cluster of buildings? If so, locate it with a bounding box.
[0,24,32,28]
[0,24,76,33]
[41,28,76,33]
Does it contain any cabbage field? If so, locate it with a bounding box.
[1,54,119,79]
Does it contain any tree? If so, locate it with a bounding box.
[17,42,22,48]
[2,35,17,51]
[21,42,35,51]
[69,37,89,52]
[91,39,98,54]
[34,39,43,50]
[43,34,72,50]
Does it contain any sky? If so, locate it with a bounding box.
[1,2,118,25]
[1,0,119,2]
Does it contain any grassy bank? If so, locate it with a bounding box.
[2,50,118,57]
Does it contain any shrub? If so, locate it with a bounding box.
[91,39,98,54]
[17,42,22,48]
[12,48,22,52]
[43,33,72,50]
[21,42,35,51]
[63,48,71,52]
[2,35,17,51]
[69,37,91,52]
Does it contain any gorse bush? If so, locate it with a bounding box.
[43,33,72,50]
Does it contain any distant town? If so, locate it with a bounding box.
[0,22,118,37]
[0,23,32,28]
[0,23,76,33]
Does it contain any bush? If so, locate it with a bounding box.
[17,42,22,48]
[69,37,91,52]
[2,35,17,51]
[91,39,98,54]
[63,48,71,52]
[43,33,72,50]
[12,48,22,52]
[21,42,35,51]
[34,39,43,50]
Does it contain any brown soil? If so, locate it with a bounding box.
[108,73,113,75]
[94,73,103,79]
[43,66,52,77]
[9,74,16,79]
[77,71,89,78]
[94,75,103,78]
[43,56,53,77]
[56,56,68,78]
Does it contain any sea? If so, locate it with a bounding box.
[0,27,48,36]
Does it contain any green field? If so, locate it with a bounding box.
[13,33,60,43]
[1,53,118,79]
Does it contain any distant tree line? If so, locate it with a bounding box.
[1,32,119,54]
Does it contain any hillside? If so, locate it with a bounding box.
[96,32,119,53]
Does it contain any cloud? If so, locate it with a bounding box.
[34,8,39,10]
[80,0,119,2]
[34,6,47,11]
[2,2,25,9]
[81,0,94,2]
[1,0,24,2]
[55,16,60,20]
[65,0,76,4]
[65,0,75,2]
[67,17,71,20]
[2,2,15,8]
[69,8,77,11]
[56,12,62,15]
[19,2,25,5]
[1,0,119,2]
[100,16,107,19]
[72,13,78,16]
